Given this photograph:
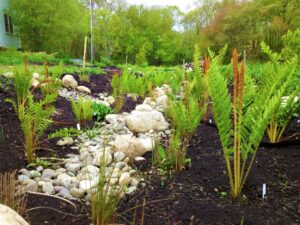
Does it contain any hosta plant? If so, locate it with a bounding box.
[208,45,298,199]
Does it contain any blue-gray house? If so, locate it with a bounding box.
[0,0,21,49]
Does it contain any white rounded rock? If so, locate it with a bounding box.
[119,172,131,186]
[62,75,78,89]
[0,204,29,225]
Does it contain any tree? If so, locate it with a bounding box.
[10,0,89,57]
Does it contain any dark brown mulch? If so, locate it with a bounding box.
[117,120,300,225]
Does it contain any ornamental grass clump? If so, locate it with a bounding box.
[71,96,93,126]
[91,150,123,225]
[111,74,125,113]
[0,171,27,216]
[208,44,298,199]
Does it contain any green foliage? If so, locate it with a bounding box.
[111,74,124,113]
[208,45,298,199]
[48,127,80,139]
[9,0,88,57]
[91,149,123,225]
[0,49,70,65]
[281,29,300,63]
[71,97,93,126]
[92,102,113,122]
[135,46,148,67]
[165,97,204,171]
[12,65,32,112]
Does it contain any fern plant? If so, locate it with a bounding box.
[266,62,300,143]
[8,94,55,163]
[208,45,298,199]
[166,97,204,171]
[71,96,93,126]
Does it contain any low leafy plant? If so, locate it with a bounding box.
[208,45,298,199]
[48,127,80,139]
[71,97,93,126]
[92,102,113,121]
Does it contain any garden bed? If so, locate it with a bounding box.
[0,69,299,225]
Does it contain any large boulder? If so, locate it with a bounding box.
[126,104,169,133]
[0,204,29,225]
[114,134,154,158]
[62,75,78,89]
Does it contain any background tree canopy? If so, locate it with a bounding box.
[9,0,300,65]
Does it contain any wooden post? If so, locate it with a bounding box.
[83,36,88,68]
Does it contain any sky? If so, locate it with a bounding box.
[126,0,196,13]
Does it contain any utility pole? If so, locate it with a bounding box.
[90,0,95,63]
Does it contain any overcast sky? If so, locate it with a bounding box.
[126,0,196,12]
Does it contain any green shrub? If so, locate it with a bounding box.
[92,102,113,121]
[281,29,300,63]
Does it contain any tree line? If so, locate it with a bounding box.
[9,0,300,65]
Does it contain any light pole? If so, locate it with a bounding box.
[90,0,95,62]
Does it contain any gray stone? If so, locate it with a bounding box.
[19,169,31,178]
[61,177,79,189]
[62,75,78,89]
[58,188,71,198]
[65,163,81,173]
[119,173,131,186]
[130,178,139,187]
[36,166,44,172]
[57,137,74,146]
[42,182,55,194]
[76,86,91,94]
[23,181,38,193]
[113,151,125,162]
[41,169,55,179]
[126,106,169,133]
[18,175,30,183]
[70,188,85,199]
[79,178,98,191]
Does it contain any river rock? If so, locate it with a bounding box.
[114,151,125,162]
[114,134,154,158]
[70,188,85,199]
[57,137,74,146]
[42,182,55,194]
[119,172,131,186]
[62,75,78,89]
[126,105,169,133]
[0,204,29,225]
[76,86,91,94]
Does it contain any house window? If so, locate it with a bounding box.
[4,14,13,34]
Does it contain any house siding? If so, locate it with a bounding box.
[0,0,21,49]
